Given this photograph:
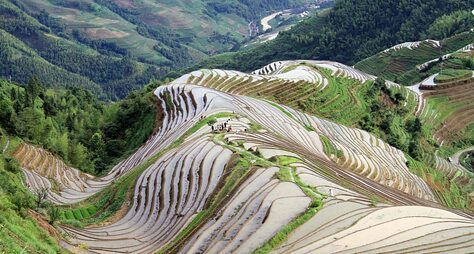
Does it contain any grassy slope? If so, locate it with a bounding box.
[386,51,473,153]
[0,0,161,99]
[19,0,306,59]
[0,131,61,253]
[20,0,168,64]
[0,28,103,94]
[435,68,471,83]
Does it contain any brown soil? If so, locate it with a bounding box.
[437,107,474,130]
[421,77,474,91]
[425,175,444,193]
[115,0,136,8]
[424,80,474,143]
[28,210,62,241]
[379,93,397,108]
[83,28,129,39]
[90,189,133,228]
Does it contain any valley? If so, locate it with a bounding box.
[0,0,314,99]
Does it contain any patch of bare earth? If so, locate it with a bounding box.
[84,28,129,39]
[114,0,136,9]
[28,210,62,241]
[89,190,133,228]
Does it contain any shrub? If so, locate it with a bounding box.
[206,119,217,126]
[11,191,33,213]
[80,208,90,219]
[72,210,83,220]
[48,206,60,225]
[62,219,83,228]
[4,157,20,173]
[0,195,15,211]
[64,210,74,220]
[86,206,97,216]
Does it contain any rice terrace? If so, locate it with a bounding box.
[0,0,474,253]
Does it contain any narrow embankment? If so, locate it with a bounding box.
[452,146,474,165]
[2,136,9,153]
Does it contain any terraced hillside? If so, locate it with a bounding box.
[355,31,474,86]
[413,71,474,145]
[11,58,474,253]
[173,60,377,126]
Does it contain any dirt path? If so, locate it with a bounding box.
[261,11,282,32]
[451,146,474,165]
[2,137,9,153]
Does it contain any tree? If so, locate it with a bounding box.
[406,117,422,134]
[40,117,54,146]
[408,141,422,159]
[48,205,60,225]
[11,191,33,213]
[35,187,48,208]
[89,132,107,172]
[55,132,69,159]
[25,77,44,107]
[0,96,14,130]
[15,107,45,140]
[4,157,20,173]
[394,92,405,104]
[69,142,88,170]
[423,10,474,39]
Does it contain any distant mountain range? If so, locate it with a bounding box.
[0,0,309,99]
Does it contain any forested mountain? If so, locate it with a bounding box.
[0,0,164,99]
[193,0,474,72]
[1,0,471,99]
[0,0,308,99]
[0,78,159,175]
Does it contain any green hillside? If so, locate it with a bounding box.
[0,77,158,175]
[0,76,160,252]
[355,31,474,85]
[0,0,311,99]
[191,0,474,73]
[0,0,164,99]
[19,0,308,57]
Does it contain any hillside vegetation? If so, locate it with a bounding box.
[355,31,474,85]
[192,0,473,73]
[2,51,474,253]
[8,62,474,252]
[0,78,158,175]
[0,0,309,99]
[0,133,61,253]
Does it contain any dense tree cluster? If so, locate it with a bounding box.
[0,1,162,99]
[357,78,423,160]
[0,78,158,175]
[422,10,474,40]
[194,0,473,72]
[72,29,129,57]
[204,0,305,21]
